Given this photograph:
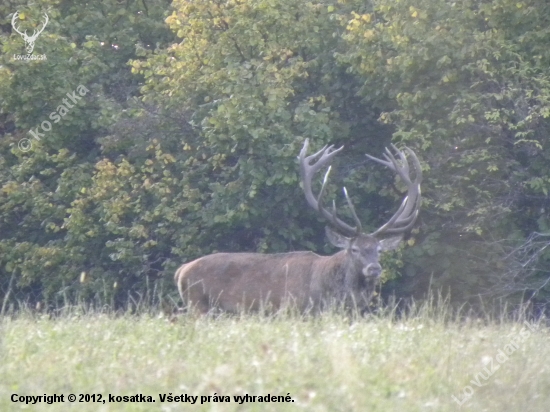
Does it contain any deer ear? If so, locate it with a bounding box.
[379,235,403,252]
[325,226,351,248]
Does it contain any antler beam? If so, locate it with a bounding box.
[299,139,422,238]
[366,144,422,236]
[299,139,361,237]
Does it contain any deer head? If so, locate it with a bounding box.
[298,139,422,280]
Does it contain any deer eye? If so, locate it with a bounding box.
[351,247,360,253]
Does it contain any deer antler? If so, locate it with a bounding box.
[366,144,422,236]
[299,139,362,237]
[299,139,422,238]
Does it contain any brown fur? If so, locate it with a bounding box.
[174,233,398,314]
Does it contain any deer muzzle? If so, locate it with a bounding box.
[364,263,382,279]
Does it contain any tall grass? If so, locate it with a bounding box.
[0,298,549,411]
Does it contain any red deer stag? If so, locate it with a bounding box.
[175,139,422,313]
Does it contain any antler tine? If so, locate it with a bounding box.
[366,144,422,237]
[366,144,410,177]
[382,145,411,184]
[316,166,331,209]
[406,147,423,183]
[299,139,343,175]
[317,168,356,233]
[343,187,362,234]
[381,194,421,235]
[393,147,421,223]
[369,195,409,237]
[365,152,392,169]
[299,139,359,236]
[307,143,329,162]
[331,200,338,223]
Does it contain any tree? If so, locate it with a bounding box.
[0,0,174,308]
[340,0,550,306]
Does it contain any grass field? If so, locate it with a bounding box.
[1,302,549,411]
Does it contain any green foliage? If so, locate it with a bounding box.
[0,0,174,306]
[2,0,550,309]
[339,0,550,303]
